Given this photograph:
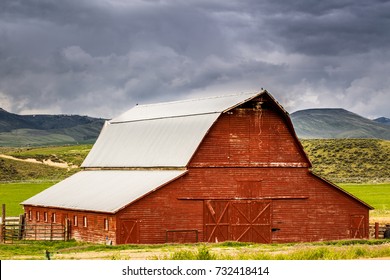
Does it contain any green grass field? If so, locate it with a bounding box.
[0,181,56,216]
[339,183,390,223]
[1,239,389,260]
[339,183,390,210]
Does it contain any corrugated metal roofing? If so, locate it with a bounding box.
[110,92,260,123]
[82,91,265,168]
[22,170,187,213]
[81,113,220,167]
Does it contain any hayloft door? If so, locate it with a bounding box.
[118,219,139,244]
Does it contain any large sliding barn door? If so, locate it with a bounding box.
[204,200,271,243]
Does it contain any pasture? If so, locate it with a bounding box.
[0,239,389,260]
[0,181,56,216]
[339,183,390,223]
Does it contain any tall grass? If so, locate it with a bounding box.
[1,240,389,260]
[169,245,217,260]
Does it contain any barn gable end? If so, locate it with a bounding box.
[22,90,372,244]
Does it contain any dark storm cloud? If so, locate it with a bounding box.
[0,0,389,118]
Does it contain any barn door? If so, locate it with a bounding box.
[350,215,365,239]
[118,219,139,244]
[204,201,230,242]
[230,201,271,243]
[204,200,272,243]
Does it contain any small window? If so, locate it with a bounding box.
[104,218,109,231]
[36,211,40,222]
[83,216,88,227]
[73,216,78,227]
[28,210,32,221]
[52,213,56,223]
[44,212,48,223]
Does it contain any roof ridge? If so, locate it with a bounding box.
[135,91,258,108]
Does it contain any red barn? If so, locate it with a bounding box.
[22,90,372,244]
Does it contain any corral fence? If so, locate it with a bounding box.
[0,216,25,243]
[369,223,390,239]
[1,212,71,243]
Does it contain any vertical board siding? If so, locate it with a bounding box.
[189,107,309,167]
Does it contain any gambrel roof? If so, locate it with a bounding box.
[81,91,268,168]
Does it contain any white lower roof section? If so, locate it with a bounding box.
[22,170,187,213]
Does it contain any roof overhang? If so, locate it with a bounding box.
[22,170,188,213]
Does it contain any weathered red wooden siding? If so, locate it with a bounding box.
[189,106,309,167]
[24,206,117,244]
[117,168,368,244]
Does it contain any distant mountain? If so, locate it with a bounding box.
[290,108,390,140]
[373,117,390,126]
[0,108,106,146]
[2,107,389,146]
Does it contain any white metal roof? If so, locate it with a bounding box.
[110,92,259,123]
[81,113,220,167]
[22,170,187,213]
[82,91,264,168]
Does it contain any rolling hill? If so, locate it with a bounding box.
[291,108,390,140]
[0,108,106,146]
[1,107,390,146]
[374,117,390,126]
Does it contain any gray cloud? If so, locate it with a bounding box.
[0,0,389,119]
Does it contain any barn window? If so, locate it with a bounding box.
[237,180,262,198]
[73,216,78,227]
[36,211,40,222]
[104,218,109,231]
[52,213,56,223]
[83,216,88,227]
[28,210,32,221]
[44,212,48,222]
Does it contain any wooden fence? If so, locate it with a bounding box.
[0,216,25,243]
[369,223,390,239]
[1,216,71,243]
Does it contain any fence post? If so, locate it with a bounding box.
[65,218,71,241]
[64,219,68,241]
[50,222,53,241]
[18,214,25,240]
[374,222,379,239]
[1,204,5,243]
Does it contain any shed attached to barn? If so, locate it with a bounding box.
[22,90,372,244]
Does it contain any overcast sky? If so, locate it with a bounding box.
[1,0,389,119]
